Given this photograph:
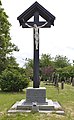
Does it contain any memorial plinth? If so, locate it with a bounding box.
[8,87,64,114]
[26,87,46,103]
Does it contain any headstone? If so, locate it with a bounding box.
[61,81,64,89]
[72,77,74,86]
[53,73,58,86]
[69,77,72,84]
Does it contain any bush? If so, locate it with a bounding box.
[0,68,29,92]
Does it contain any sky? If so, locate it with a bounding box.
[2,0,74,67]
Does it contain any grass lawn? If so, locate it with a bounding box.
[0,82,74,120]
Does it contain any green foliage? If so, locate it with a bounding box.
[0,68,29,92]
[24,58,33,80]
[6,56,19,68]
[24,54,72,81]
[25,58,33,68]
[0,1,19,74]
[40,54,53,67]
[54,55,71,68]
[57,66,74,78]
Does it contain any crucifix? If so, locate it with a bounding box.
[17,1,55,88]
[25,22,48,50]
[25,20,48,88]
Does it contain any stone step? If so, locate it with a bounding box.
[17,103,54,111]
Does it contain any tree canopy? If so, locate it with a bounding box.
[24,54,72,81]
[54,55,71,68]
[0,0,19,73]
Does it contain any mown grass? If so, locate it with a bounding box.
[0,82,74,120]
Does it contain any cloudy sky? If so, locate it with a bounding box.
[2,0,74,67]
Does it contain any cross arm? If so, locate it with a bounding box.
[21,21,51,28]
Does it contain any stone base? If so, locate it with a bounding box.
[8,99,64,114]
[26,87,47,104]
[8,87,64,114]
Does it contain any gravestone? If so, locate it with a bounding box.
[61,81,64,89]
[72,77,74,86]
[8,2,64,114]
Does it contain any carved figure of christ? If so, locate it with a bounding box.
[25,22,48,88]
[25,22,48,50]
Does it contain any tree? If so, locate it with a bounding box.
[54,55,71,68]
[6,56,19,69]
[24,54,55,80]
[56,66,74,83]
[25,58,33,68]
[39,54,55,79]
[0,1,19,74]
[0,68,29,92]
[40,54,53,67]
[41,66,55,81]
[24,58,33,80]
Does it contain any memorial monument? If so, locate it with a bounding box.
[17,1,55,88]
[8,2,64,114]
